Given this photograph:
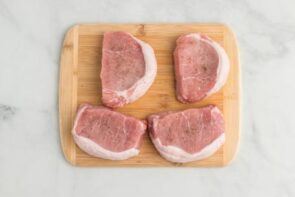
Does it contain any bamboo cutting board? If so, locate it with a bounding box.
[59,24,240,167]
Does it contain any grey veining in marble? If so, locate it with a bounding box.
[0,0,295,196]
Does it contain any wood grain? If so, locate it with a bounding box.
[59,24,240,167]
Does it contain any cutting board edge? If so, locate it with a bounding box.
[222,25,241,166]
[59,25,80,166]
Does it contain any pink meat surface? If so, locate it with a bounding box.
[148,105,225,163]
[72,104,146,160]
[101,32,157,108]
[174,33,230,103]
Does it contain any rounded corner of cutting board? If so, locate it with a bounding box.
[220,24,235,35]
[222,136,240,166]
[62,146,77,166]
[65,24,80,39]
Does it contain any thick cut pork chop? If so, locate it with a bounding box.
[148,105,225,163]
[72,104,146,160]
[174,33,230,103]
[101,32,157,108]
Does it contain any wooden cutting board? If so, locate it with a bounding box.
[59,24,240,167]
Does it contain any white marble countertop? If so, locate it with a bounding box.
[1,0,295,196]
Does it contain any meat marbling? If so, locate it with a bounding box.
[101,31,157,108]
[148,105,225,163]
[72,104,146,160]
[174,33,230,103]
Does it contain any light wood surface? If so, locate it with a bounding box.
[59,24,240,167]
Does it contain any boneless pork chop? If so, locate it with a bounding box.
[101,32,157,108]
[148,105,225,163]
[174,33,230,103]
[72,104,146,160]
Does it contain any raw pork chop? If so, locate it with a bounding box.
[148,105,225,163]
[72,104,146,160]
[174,33,230,103]
[101,31,157,108]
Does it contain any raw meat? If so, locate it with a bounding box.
[72,104,146,160]
[101,31,157,108]
[174,33,230,103]
[148,105,225,163]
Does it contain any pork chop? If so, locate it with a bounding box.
[148,105,225,163]
[101,31,157,108]
[174,33,230,103]
[72,104,146,160]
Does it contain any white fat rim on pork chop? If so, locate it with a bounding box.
[72,105,143,160]
[104,33,157,104]
[186,33,230,97]
[73,135,140,160]
[151,133,225,163]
